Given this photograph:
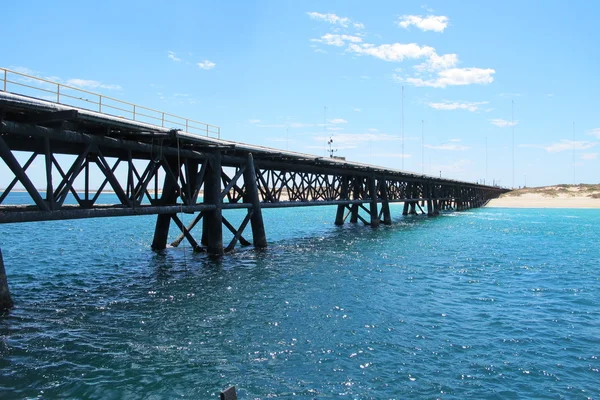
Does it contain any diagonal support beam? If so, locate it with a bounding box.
[170,214,201,251]
[0,152,37,205]
[171,212,203,247]
[223,212,253,252]
[0,137,49,211]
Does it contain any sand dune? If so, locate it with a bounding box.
[486,184,600,209]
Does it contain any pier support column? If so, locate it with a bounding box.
[151,158,179,250]
[0,249,13,311]
[409,202,417,215]
[426,185,433,217]
[369,176,379,227]
[403,183,412,216]
[243,153,267,248]
[432,186,440,215]
[335,175,349,225]
[203,152,224,256]
[380,179,392,225]
[350,178,360,223]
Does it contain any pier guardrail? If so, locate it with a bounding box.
[0,67,220,139]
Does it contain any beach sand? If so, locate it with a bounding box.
[486,185,600,209]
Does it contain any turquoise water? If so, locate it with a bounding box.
[1,198,599,398]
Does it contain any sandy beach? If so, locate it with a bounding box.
[486,184,600,209]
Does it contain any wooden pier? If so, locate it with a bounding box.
[0,68,508,309]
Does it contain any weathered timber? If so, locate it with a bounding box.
[151,157,181,250]
[369,176,379,227]
[243,153,267,248]
[380,179,392,225]
[335,175,349,225]
[0,248,12,311]
[203,152,224,256]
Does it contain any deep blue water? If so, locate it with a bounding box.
[1,194,599,399]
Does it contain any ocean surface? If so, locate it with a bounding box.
[1,194,599,399]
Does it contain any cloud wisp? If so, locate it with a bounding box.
[491,118,518,128]
[168,51,181,62]
[587,128,600,139]
[197,60,216,70]
[307,12,364,29]
[427,100,489,112]
[398,68,495,88]
[519,140,598,153]
[66,79,122,90]
[397,15,449,32]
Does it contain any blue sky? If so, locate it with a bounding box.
[2,0,599,188]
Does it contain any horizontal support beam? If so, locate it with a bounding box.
[0,204,216,224]
[1,120,207,161]
[0,196,475,223]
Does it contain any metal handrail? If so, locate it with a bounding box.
[0,67,220,138]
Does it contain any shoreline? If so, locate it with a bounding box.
[486,184,600,209]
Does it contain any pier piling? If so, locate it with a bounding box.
[203,152,224,256]
[243,154,267,248]
[0,248,13,311]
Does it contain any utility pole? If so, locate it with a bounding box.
[323,106,327,157]
[485,136,488,185]
[421,120,424,174]
[512,100,515,189]
[401,86,405,170]
[573,121,576,185]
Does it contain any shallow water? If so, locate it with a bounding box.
[1,198,599,398]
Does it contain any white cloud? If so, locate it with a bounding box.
[9,66,36,75]
[519,140,598,153]
[168,51,181,62]
[307,12,352,27]
[490,118,518,128]
[581,153,597,160]
[400,67,495,88]
[353,108,361,112]
[348,42,435,62]
[197,60,216,70]
[354,22,365,29]
[329,118,348,124]
[249,119,261,124]
[428,100,489,112]
[9,66,122,92]
[312,33,363,47]
[425,143,470,151]
[397,15,449,32]
[414,53,458,71]
[66,79,121,90]
[367,128,379,132]
[587,128,600,138]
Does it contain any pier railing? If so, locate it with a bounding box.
[0,67,220,138]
